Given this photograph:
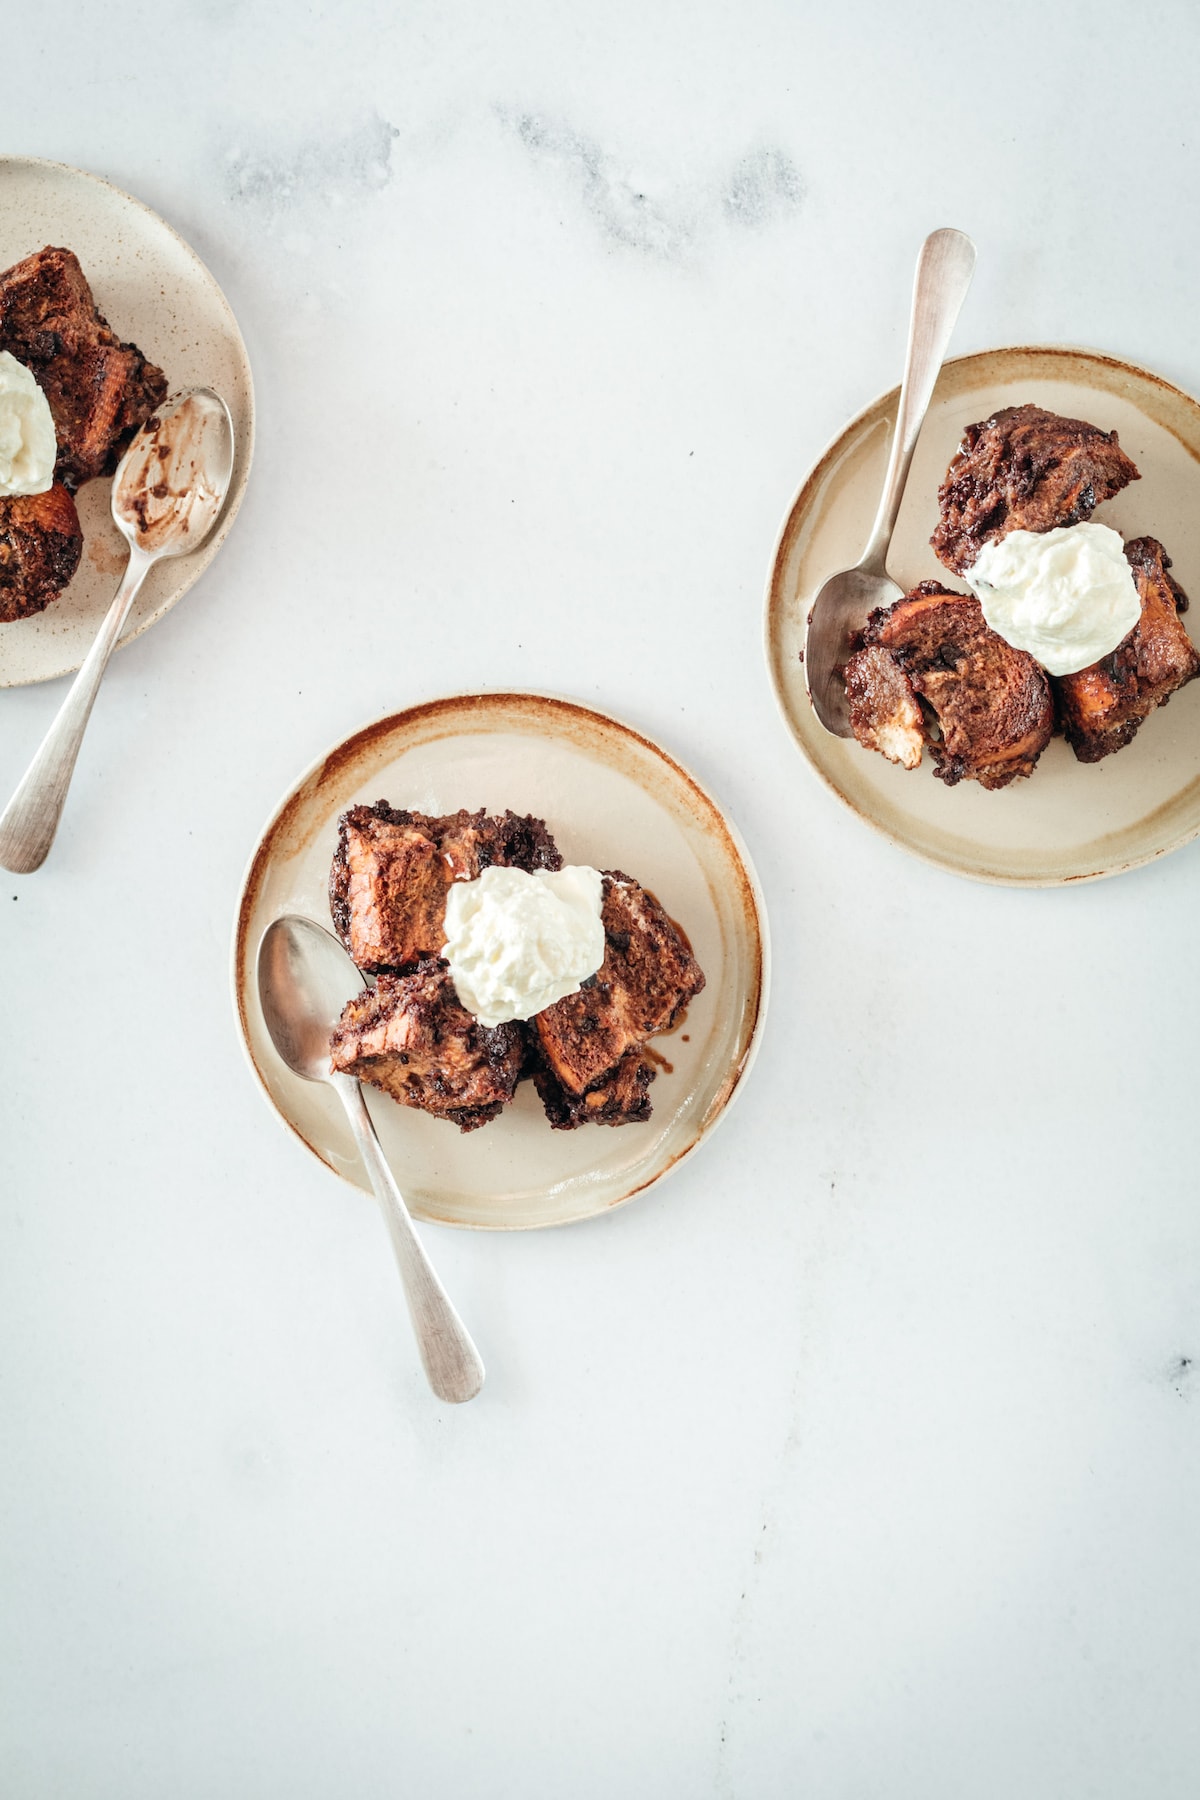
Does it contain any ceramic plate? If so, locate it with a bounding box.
[0,157,254,687]
[232,694,769,1230]
[767,345,1200,885]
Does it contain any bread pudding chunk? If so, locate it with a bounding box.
[845,582,1054,789]
[932,403,1139,576]
[844,643,925,770]
[0,482,83,622]
[0,246,168,490]
[1054,536,1200,762]
[533,1048,656,1130]
[533,873,705,1104]
[330,803,562,975]
[329,960,525,1132]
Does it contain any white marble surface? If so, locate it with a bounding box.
[3,3,1200,1794]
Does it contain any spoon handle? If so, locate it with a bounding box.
[332,1073,486,1404]
[861,227,976,576]
[0,545,153,874]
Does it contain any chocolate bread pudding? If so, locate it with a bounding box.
[0,247,167,489]
[330,803,562,975]
[844,582,1055,788]
[931,403,1139,576]
[0,483,82,622]
[330,961,525,1132]
[326,806,703,1135]
[532,873,705,1104]
[1054,536,1200,761]
[837,395,1200,784]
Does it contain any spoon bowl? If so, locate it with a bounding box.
[257,914,364,1083]
[257,914,486,1405]
[112,387,234,559]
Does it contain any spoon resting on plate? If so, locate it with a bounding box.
[804,228,976,736]
[0,388,235,873]
[257,914,486,1406]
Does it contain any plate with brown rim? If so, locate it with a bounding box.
[0,156,254,687]
[766,345,1200,885]
[232,693,769,1230]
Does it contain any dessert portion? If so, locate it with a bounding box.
[327,806,703,1134]
[931,403,1139,576]
[845,582,1054,789]
[0,247,167,488]
[1055,536,1200,762]
[838,399,1200,784]
[330,961,525,1132]
[0,245,168,622]
[330,802,562,974]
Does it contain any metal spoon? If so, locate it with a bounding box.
[0,389,235,873]
[804,228,976,736]
[256,914,486,1406]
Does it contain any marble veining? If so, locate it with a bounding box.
[502,108,803,260]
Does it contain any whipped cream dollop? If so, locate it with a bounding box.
[442,864,606,1028]
[966,522,1140,677]
[0,351,57,497]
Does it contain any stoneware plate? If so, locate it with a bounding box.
[767,346,1200,885]
[0,156,254,687]
[233,694,769,1230]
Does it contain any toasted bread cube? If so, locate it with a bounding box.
[533,1048,656,1130]
[0,482,82,621]
[1056,536,1200,761]
[844,643,925,770]
[932,403,1139,576]
[0,246,167,488]
[533,873,705,1097]
[329,960,525,1132]
[847,583,1054,789]
[329,803,562,974]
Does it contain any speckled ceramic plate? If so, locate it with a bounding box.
[767,346,1200,884]
[0,157,254,686]
[232,694,769,1230]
